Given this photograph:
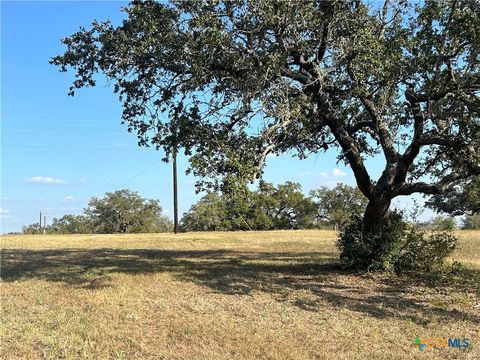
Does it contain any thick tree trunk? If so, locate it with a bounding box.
[362,198,391,235]
[357,197,393,268]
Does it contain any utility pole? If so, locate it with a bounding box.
[43,215,46,234]
[173,148,179,234]
[39,211,42,234]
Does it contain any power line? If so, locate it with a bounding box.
[2,116,123,124]
[120,158,164,187]
[2,129,125,135]
[87,154,151,192]
[1,145,146,151]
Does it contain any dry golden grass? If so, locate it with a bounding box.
[1,230,479,359]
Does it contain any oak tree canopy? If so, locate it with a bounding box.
[51,0,480,236]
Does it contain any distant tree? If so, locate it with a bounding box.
[50,214,92,234]
[19,190,171,234]
[309,184,368,230]
[181,182,316,231]
[218,191,260,230]
[181,193,231,231]
[22,223,41,234]
[427,215,457,231]
[155,214,174,233]
[257,181,317,229]
[85,189,169,233]
[462,214,480,230]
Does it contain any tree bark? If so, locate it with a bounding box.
[362,197,391,235]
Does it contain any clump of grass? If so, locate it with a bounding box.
[86,275,114,289]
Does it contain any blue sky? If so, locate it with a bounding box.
[1,1,432,233]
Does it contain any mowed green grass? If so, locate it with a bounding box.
[1,230,479,360]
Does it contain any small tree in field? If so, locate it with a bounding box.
[51,0,480,268]
[85,189,170,233]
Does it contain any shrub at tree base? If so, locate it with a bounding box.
[397,231,458,272]
[337,212,458,272]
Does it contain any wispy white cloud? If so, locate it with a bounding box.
[332,168,347,177]
[62,195,75,202]
[80,178,86,183]
[298,171,312,178]
[0,208,13,220]
[27,176,68,185]
[60,206,78,212]
[316,168,349,188]
[320,168,348,179]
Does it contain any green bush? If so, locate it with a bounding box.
[337,211,458,272]
[337,211,406,271]
[396,230,458,272]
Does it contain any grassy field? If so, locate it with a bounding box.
[1,230,479,359]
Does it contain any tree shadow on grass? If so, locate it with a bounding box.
[1,247,478,325]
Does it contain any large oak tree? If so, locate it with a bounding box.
[52,0,480,258]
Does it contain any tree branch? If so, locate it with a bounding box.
[392,172,471,197]
[346,120,374,134]
[345,63,398,162]
[359,97,399,162]
[401,88,425,168]
[322,111,374,200]
[404,84,479,103]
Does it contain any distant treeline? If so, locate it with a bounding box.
[180,182,479,231]
[22,184,479,235]
[23,189,173,234]
[181,182,367,231]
